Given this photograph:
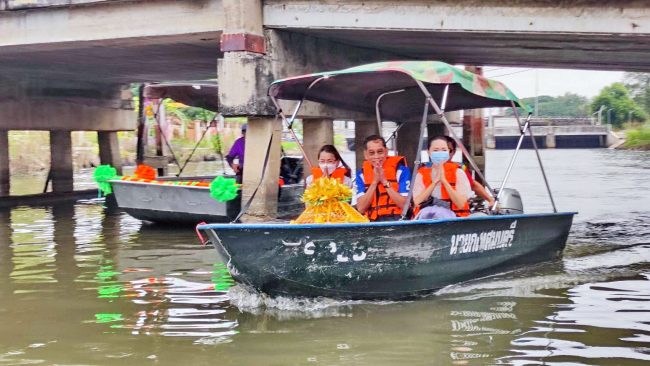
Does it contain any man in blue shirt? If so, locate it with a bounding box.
[355,135,411,221]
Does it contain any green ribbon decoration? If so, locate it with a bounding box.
[209,176,240,202]
[93,165,118,196]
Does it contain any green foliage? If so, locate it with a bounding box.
[590,83,647,127]
[624,72,650,116]
[624,123,650,149]
[507,93,590,117]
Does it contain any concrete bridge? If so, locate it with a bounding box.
[486,117,615,149]
[2,0,650,218]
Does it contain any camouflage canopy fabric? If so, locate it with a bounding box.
[269,61,530,121]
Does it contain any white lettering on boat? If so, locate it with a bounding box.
[282,239,303,247]
[449,220,517,255]
[352,252,367,261]
[291,238,367,263]
[304,242,315,255]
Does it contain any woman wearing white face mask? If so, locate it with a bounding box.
[305,145,353,188]
[411,136,471,219]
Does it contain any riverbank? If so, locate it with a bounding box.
[624,123,650,150]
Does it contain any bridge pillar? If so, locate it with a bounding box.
[303,118,334,170]
[396,122,421,169]
[241,117,282,220]
[49,131,73,193]
[546,132,556,148]
[0,130,9,196]
[98,132,123,175]
[354,120,380,172]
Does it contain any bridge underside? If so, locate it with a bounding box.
[283,28,650,72]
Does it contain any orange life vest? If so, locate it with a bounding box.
[361,156,407,221]
[311,166,348,184]
[415,162,470,217]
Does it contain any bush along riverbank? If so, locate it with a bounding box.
[624,123,650,150]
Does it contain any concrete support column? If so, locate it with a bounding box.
[0,130,9,196]
[396,122,421,168]
[49,131,73,193]
[546,132,556,148]
[354,120,379,172]
[241,117,282,220]
[302,118,334,168]
[98,131,122,175]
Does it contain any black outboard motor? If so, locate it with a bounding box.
[495,188,524,215]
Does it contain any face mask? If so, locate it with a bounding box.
[429,151,450,165]
[319,163,337,175]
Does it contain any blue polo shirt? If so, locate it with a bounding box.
[355,165,411,200]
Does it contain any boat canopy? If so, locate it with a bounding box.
[268,61,529,120]
[144,81,219,112]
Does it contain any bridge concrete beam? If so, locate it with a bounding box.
[264,0,650,71]
[218,29,401,119]
[0,98,134,131]
[265,0,649,35]
[0,0,223,48]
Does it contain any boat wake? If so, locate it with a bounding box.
[227,285,395,319]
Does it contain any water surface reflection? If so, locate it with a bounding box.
[1,149,650,365]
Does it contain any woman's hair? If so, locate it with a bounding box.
[317,144,351,177]
[427,135,450,149]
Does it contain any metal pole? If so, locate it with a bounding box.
[414,80,494,193]
[375,89,405,136]
[135,83,146,164]
[491,115,530,211]
[400,98,430,220]
[270,96,313,169]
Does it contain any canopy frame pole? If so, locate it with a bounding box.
[492,114,531,211]
[512,102,557,213]
[375,89,405,136]
[414,80,494,193]
[269,76,329,169]
[400,95,432,220]
[270,97,312,169]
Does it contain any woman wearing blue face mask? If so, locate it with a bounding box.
[411,136,471,219]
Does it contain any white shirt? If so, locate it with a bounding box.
[412,167,472,201]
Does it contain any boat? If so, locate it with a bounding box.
[196,61,576,299]
[108,81,304,225]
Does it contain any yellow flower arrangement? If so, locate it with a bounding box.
[292,177,368,224]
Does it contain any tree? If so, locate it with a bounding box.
[590,83,647,127]
[624,72,650,115]
[506,93,590,117]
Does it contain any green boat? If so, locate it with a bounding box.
[197,61,576,299]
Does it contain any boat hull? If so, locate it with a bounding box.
[110,178,303,225]
[199,212,575,299]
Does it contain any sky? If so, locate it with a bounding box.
[482,67,625,100]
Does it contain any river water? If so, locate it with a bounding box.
[1,149,649,365]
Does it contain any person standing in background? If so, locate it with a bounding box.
[226,123,246,183]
